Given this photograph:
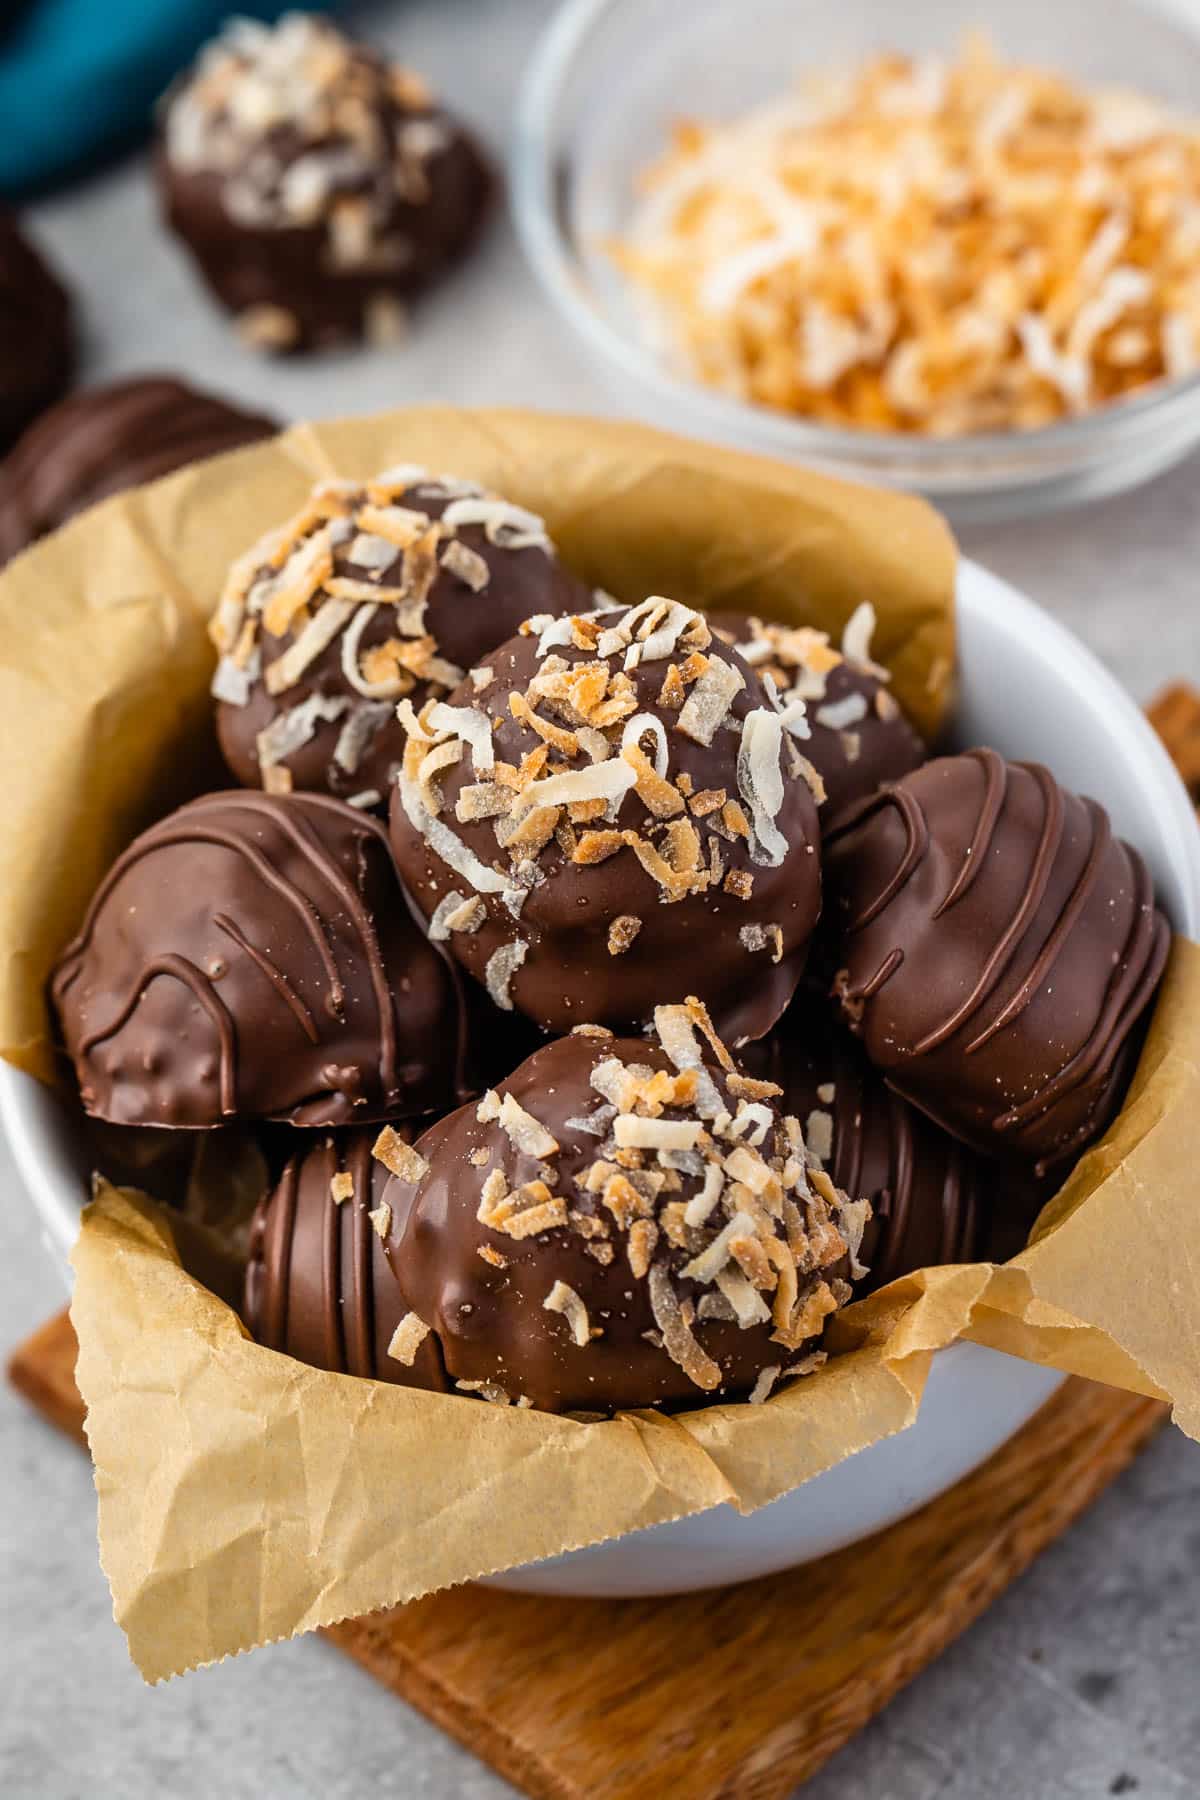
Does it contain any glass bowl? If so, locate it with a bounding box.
[512,0,1200,523]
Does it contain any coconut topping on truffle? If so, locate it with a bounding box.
[389,596,823,1040]
[378,1003,865,1413]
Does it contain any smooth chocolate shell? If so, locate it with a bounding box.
[244,1127,448,1388]
[51,790,467,1129]
[0,207,73,451]
[0,376,277,563]
[823,750,1170,1169]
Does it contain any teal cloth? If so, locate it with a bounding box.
[0,2,329,196]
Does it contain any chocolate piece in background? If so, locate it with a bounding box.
[382,1015,863,1414]
[0,376,277,564]
[244,1126,450,1388]
[213,470,591,806]
[746,990,1049,1295]
[52,790,470,1131]
[389,600,823,1043]
[824,749,1171,1171]
[0,206,73,452]
[708,606,926,820]
[157,14,491,353]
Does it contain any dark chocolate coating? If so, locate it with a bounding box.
[746,994,992,1294]
[215,476,591,804]
[51,790,467,1129]
[244,1128,448,1388]
[0,376,277,563]
[0,208,73,451]
[824,750,1171,1169]
[708,611,926,820]
[388,605,822,1042]
[383,1030,855,1413]
[157,21,490,351]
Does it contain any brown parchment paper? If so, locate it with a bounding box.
[3,408,1198,1684]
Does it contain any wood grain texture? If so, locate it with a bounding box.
[6,682,1196,1798]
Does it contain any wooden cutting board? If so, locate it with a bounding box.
[8,681,1199,1800]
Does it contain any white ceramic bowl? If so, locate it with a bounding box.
[3,558,1198,1597]
[512,0,1200,524]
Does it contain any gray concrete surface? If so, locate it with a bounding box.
[3,2,1200,1796]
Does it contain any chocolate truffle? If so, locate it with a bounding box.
[244,1127,448,1388]
[0,376,276,564]
[52,790,468,1130]
[746,992,994,1294]
[824,750,1171,1170]
[380,1004,864,1413]
[389,598,824,1042]
[0,207,73,451]
[157,15,490,352]
[708,603,925,819]
[212,468,592,807]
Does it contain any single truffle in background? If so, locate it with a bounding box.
[52,790,469,1130]
[746,991,1004,1294]
[824,749,1171,1170]
[707,603,926,820]
[157,14,490,352]
[0,207,73,451]
[380,1004,865,1413]
[389,597,823,1042]
[244,1127,449,1387]
[212,467,592,807]
[0,376,277,563]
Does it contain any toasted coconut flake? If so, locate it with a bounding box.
[648,1263,722,1390]
[261,526,336,637]
[368,1201,392,1239]
[440,496,551,548]
[816,692,869,731]
[620,711,670,777]
[684,995,736,1072]
[477,1243,509,1270]
[520,759,638,813]
[716,1266,773,1328]
[681,1209,758,1284]
[498,1091,560,1158]
[841,602,890,679]
[543,1280,593,1348]
[440,538,490,590]
[330,1172,355,1204]
[677,656,746,745]
[806,1108,834,1164]
[263,764,293,795]
[747,1364,782,1405]
[607,914,643,956]
[425,701,495,773]
[429,892,485,939]
[372,1126,429,1184]
[509,691,579,757]
[683,1161,726,1227]
[397,768,515,896]
[623,742,684,818]
[388,1313,432,1366]
[264,597,356,695]
[613,1116,704,1152]
[627,1218,659,1279]
[340,604,409,700]
[485,940,527,1011]
[737,708,789,867]
[256,692,349,769]
[332,700,393,774]
[212,654,256,706]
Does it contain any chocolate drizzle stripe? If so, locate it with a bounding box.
[77,952,238,1114]
[348,1134,375,1378]
[214,911,320,1042]
[966,794,1110,1054]
[828,787,929,931]
[858,946,904,1001]
[932,747,1008,918]
[911,759,1064,1057]
[322,1149,347,1374]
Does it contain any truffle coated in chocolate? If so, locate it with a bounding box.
[52,790,468,1130]
[745,992,994,1294]
[0,207,73,451]
[157,15,490,352]
[212,468,592,807]
[388,598,823,1042]
[708,604,926,820]
[0,376,277,564]
[381,1006,864,1413]
[824,750,1171,1169]
[244,1127,448,1388]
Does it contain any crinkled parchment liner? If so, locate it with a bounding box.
[2,409,1197,1683]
